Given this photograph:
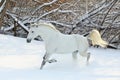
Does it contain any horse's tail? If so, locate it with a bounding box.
[86,29,117,49]
[88,29,108,48]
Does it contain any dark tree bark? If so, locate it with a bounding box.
[0,0,10,27]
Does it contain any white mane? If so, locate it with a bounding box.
[31,22,59,32]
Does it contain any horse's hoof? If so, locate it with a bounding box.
[40,65,43,70]
[48,59,57,63]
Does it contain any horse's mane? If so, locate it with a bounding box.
[31,22,59,32]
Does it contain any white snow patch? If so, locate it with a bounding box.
[0,34,120,80]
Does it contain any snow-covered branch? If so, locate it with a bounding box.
[58,10,77,16]
[100,0,118,26]
[4,24,14,31]
[32,0,58,14]
[75,0,118,26]
[45,20,72,28]
[36,8,59,21]
[6,12,29,32]
[0,0,6,13]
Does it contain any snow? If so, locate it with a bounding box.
[0,34,120,80]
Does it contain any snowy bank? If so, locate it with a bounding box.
[0,34,120,80]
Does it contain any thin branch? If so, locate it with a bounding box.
[35,3,76,21]
[100,0,118,26]
[42,20,72,28]
[58,10,77,16]
[101,13,120,37]
[4,24,14,31]
[109,31,120,44]
[32,0,58,15]
[36,8,59,21]
[74,0,117,27]
[6,12,29,32]
[87,18,104,29]
[0,0,6,13]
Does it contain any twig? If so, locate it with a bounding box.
[36,8,59,21]
[45,20,72,28]
[32,0,58,15]
[0,0,6,13]
[101,13,120,37]
[109,31,120,44]
[100,0,118,26]
[74,0,116,27]
[6,12,29,32]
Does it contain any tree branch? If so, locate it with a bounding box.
[0,0,6,13]
[74,0,117,27]
[100,0,118,26]
[101,12,120,37]
[6,12,29,32]
[32,0,58,15]
[109,31,120,44]
[45,20,72,28]
[35,8,59,21]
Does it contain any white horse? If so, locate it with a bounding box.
[26,22,108,69]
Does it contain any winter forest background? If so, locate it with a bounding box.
[0,0,120,48]
[0,0,120,80]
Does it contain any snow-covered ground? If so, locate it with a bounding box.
[0,34,120,80]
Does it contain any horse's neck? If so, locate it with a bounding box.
[38,27,59,42]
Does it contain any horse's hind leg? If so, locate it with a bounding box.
[40,52,51,69]
[79,52,91,65]
[87,52,91,65]
[72,50,78,60]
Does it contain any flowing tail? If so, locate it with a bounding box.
[88,29,117,49]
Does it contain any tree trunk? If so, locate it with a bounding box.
[0,0,10,27]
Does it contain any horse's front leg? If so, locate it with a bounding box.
[48,59,57,63]
[40,52,57,69]
[40,52,51,69]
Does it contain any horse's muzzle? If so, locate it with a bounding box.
[27,39,31,43]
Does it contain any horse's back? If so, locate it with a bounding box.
[54,34,77,53]
[73,34,89,52]
[60,33,88,48]
[46,32,89,54]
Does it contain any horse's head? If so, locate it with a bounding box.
[27,23,39,43]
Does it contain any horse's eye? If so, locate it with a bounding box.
[31,31,34,33]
